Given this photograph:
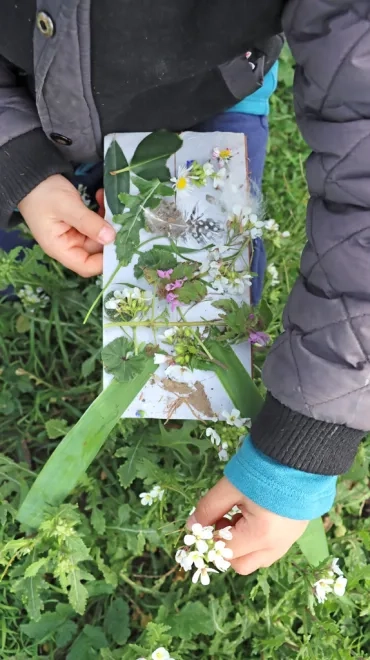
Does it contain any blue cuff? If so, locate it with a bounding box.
[224,435,337,520]
[227,62,279,116]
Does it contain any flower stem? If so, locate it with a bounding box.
[104,319,223,328]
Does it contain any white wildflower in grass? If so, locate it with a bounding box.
[206,427,221,446]
[218,441,229,462]
[281,230,291,238]
[192,566,219,586]
[171,166,193,194]
[267,263,280,286]
[176,522,234,585]
[207,540,233,572]
[218,525,233,540]
[313,558,347,604]
[18,285,49,312]
[152,648,175,660]
[139,484,165,506]
[333,575,347,597]
[222,408,247,428]
[139,492,154,506]
[184,523,213,554]
[264,218,280,232]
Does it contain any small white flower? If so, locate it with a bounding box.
[264,218,280,232]
[218,442,229,462]
[313,578,334,604]
[222,408,247,428]
[105,299,119,310]
[208,540,233,572]
[150,485,165,500]
[203,162,215,176]
[152,647,174,660]
[281,230,291,238]
[154,353,170,365]
[212,167,227,190]
[165,364,193,382]
[218,526,233,541]
[184,523,213,552]
[333,575,347,597]
[188,550,206,569]
[139,492,154,506]
[175,548,192,571]
[267,263,279,286]
[206,428,221,446]
[330,558,343,577]
[192,566,219,586]
[161,327,179,340]
[211,275,228,294]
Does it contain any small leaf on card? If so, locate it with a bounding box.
[130,131,182,181]
[104,140,129,215]
[115,220,142,266]
[177,279,207,304]
[133,247,177,280]
[102,338,147,383]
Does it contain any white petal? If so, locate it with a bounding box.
[184,534,196,546]
[200,526,214,540]
[218,449,229,461]
[191,523,204,536]
[192,568,201,584]
[154,353,168,365]
[330,558,343,577]
[200,570,211,586]
[195,539,209,554]
[333,576,347,597]
[218,526,233,541]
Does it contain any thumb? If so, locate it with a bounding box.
[187,477,241,529]
[68,198,116,245]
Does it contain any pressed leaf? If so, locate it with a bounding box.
[297,517,329,566]
[171,262,199,280]
[115,219,142,266]
[104,140,129,215]
[177,279,207,304]
[133,247,177,280]
[102,338,147,382]
[16,359,156,529]
[130,131,182,181]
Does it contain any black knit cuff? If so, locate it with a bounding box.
[0,129,73,228]
[251,393,364,475]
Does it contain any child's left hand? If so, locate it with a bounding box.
[188,477,308,575]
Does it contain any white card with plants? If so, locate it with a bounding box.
[102,130,272,421]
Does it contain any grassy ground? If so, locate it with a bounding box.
[0,60,370,659]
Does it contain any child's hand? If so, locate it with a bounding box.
[189,477,308,575]
[18,175,115,277]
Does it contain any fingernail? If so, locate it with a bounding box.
[186,514,197,530]
[98,226,116,244]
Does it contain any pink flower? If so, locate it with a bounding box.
[248,331,270,347]
[165,277,187,292]
[157,269,173,279]
[166,292,181,311]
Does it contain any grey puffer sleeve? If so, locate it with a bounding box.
[0,57,72,227]
[251,0,370,475]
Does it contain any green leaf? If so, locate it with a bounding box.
[17,359,156,529]
[117,436,145,488]
[67,625,108,660]
[115,218,142,266]
[171,262,199,280]
[102,338,147,383]
[20,604,75,642]
[134,247,177,280]
[104,140,129,215]
[258,298,273,329]
[298,518,329,566]
[24,574,45,621]
[212,299,239,314]
[168,601,214,640]
[177,279,207,304]
[104,597,130,645]
[344,444,369,481]
[55,621,79,648]
[118,192,141,208]
[91,506,106,534]
[130,131,182,181]
[24,557,49,578]
[16,314,31,333]
[45,418,70,439]
[81,355,97,378]
[158,421,208,459]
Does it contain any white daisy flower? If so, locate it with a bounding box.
[192,566,218,586]
[206,428,221,446]
[207,540,233,572]
[221,408,247,428]
[171,166,193,194]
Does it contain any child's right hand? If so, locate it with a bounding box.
[18,174,116,277]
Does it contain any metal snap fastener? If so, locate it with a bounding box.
[36,11,55,37]
[50,133,73,146]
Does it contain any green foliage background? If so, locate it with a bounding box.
[0,51,370,659]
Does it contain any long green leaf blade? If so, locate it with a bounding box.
[104,140,130,215]
[17,360,156,529]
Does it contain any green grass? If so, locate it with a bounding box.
[0,65,370,659]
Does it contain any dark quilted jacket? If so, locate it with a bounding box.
[0,0,368,475]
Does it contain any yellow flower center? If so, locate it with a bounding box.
[176,176,188,190]
[219,148,231,159]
